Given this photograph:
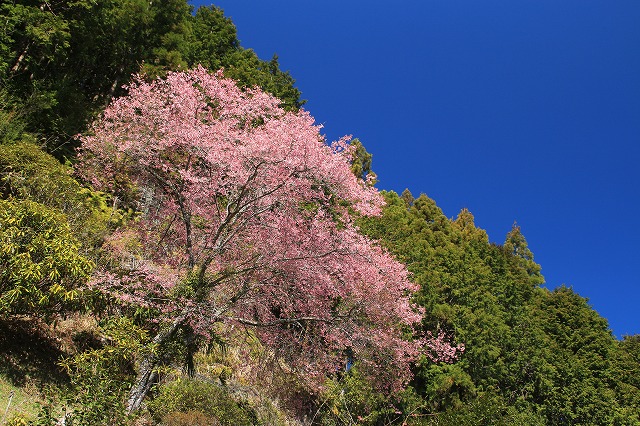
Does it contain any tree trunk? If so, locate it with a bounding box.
[126,313,187,413]
[10,43,30,74]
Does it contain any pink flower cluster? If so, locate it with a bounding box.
[78,67,461,391]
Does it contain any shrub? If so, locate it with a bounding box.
[314,366,396,426]
[58,317,148,426]
[147,378,257,426]
[0,199,93,317]
[162,411,220,426]
[4,412,30,426]
[0,141,123,250]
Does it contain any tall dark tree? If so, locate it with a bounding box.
[359,189,636,424]
[614,334,640,420]
[186,6,303,111]
[1,1,303,158]
[504,222,544,286]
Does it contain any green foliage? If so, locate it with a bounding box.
[140,0,192,76]
[0,141,123,319]
[349,138,377,184]
[503,223,544,286]
[185,6,303,111]
[147,378,258,426]
[0,108,24,145]
[0,199,93,316]
[419,393,545,426]
[185,5,238,70]
[0,141,120,249]
[359,189,635,424]
[613,335,640,423]
[0,91,31,145]
[4,412,31,426]
[413,363,475,412]
[0,0,94,156]
[314,367,395,425]
[57,317,148,426]
[529,286,632,425]
[161,411,220,426]
[1,1,302,157]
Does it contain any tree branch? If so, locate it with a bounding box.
[231,316,336,327]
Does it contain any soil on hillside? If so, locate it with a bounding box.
[0,317,69,389]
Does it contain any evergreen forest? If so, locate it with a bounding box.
[1,1,639,425]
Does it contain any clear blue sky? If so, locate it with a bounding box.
[191,1,640,338]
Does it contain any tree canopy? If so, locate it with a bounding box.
[77,67,459,412]
[357,190,640,424]
[1,1,302,159]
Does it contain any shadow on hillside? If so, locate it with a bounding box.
[0,318,69,388]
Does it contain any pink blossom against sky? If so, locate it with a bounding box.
[193,0,640,338]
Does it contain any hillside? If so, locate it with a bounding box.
[1,2,639,425]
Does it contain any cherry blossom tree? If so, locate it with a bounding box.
[78,67,460,412]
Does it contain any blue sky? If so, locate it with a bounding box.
[191,1,640,338]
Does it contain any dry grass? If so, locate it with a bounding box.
[191,334,309,426]
[50,313,101,355]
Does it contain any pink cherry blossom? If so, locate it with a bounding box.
[78,67,459,399]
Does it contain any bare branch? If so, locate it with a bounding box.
[231,316,336,327]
